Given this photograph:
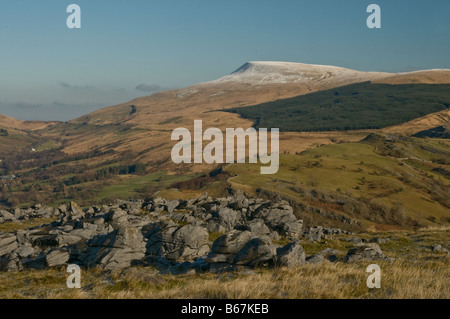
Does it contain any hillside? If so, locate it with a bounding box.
[0,115,59,156]
[375,69,450,85]
[220,134,450,230]
[383,108,450,136]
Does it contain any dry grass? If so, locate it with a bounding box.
[0,218,55,232]
[0,256,447,299]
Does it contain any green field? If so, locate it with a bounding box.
[36,140,62,152]
[224,135,450,229]
[93,171,198,203]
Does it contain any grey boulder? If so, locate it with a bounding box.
[345,243,388,263]
[206,231,253,263]
[432,244,449,253]
[253,202,303,238]
[82,226,146,271]
[144,222,210,262]
[306,254,325,264]
[0,233,18,256]
[276,241,306,267]
[46,249,70,267]
[233,236,276,267]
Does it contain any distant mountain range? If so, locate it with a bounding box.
[1,61,449,161]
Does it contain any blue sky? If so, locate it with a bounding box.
[0,0,449,121]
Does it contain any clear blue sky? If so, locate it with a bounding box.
[0,0,449,121]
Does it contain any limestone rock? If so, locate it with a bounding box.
[165,200,180,214]
[306,254,325,264]
[277,241,306,267]
[46,249,70,267]
[233,236,276,267]
[165,225,210,262]
[214,207,239,231]
[306,226,324,242]
[0,210,14,221]
[253,201,303,238]
[240,219,271,236]
[16,245,35,258]
[82,226,146,270]
[0,233,18,256]
[22,255,48,270]
[432,244,449,253]
[345,243,388,263]
[206,231,253,263]
[0,257,19,272]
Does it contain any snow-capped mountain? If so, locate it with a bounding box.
[211,61,391,85]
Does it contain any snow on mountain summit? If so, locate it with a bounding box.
[212,61,391,85]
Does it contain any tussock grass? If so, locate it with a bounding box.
[0,256,447,299]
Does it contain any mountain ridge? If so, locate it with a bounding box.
[2,61,450,125]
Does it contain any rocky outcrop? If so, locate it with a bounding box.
[0,194,367,274]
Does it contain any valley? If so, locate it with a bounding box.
[0,62,449,232]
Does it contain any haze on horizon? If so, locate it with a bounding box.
[0,0,449,121]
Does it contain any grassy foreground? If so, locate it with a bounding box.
[0,228,448,299]
[0,258,447,299]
